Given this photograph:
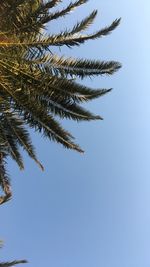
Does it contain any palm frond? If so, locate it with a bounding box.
[69,10,98,35]
[0,79,83,152]
[3,112,44,170]
[0,152,12,205]
[40,0,88,24]
[22,109,84,152]
[0,260,27,267]
[0,123,24,170]
[33,53,121,78]
[0,18,121,49]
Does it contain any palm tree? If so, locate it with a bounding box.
[0,0,121,203]
[0,241,27,267]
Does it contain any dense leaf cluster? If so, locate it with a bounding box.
[0,0,121,203]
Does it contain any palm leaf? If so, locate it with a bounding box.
[40,0,88,24]
[0,152,12,205]
[3,113,44,170]
[33,53,121,78]
[0,260,27,267]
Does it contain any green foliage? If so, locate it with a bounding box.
[0,0,121,202]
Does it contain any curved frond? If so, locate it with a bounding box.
[40,0,88,24]
[0,18,121,49]
[69,10,98,35]
[22,109,84,153]
[0,260,27,267]
[33,54,121,78]
[43,18,121,47]
[3,113,44,170]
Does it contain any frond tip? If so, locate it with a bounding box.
[0,260,27,267]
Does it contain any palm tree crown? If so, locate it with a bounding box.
[0,0,121,203]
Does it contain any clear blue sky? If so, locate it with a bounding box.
[1,1,150,266]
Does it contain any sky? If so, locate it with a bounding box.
[1,0,150,266]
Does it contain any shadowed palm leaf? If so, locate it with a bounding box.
[0,0,121,203]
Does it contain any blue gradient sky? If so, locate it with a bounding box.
[1,0,150,266]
